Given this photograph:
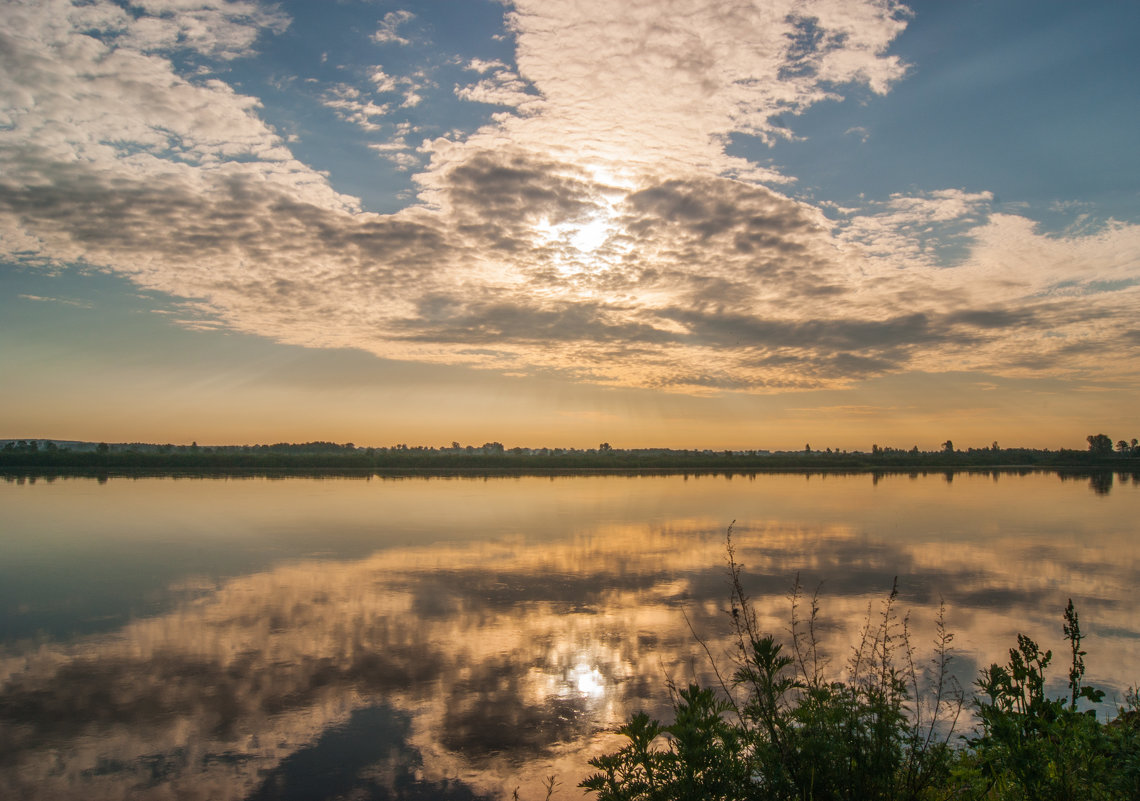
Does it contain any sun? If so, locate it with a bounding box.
[569,216,611,253]
[529,160,638,274]
[534,211,618,263]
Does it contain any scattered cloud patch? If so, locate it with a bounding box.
[320,84,389,131]
[455,69,540,112]
[371,10,415,46]
[18,294,93,308]
[369,68,398,93]
[368,141,420,171]
[67,0,291,60]
[465,58,509,74]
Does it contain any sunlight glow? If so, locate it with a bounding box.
[570,218,611,253]
[535,214,614,255]
[569,660,607,699]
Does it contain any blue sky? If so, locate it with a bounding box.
[763,0,1140,226]
[1,0,1138,448]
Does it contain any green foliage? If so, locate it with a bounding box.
[953,600,1137,801]
[582,536,1139,801]
[580,687,748,801]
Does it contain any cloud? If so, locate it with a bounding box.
[492,0,909,169]
[369,67,398,92]
[837,189,995,268]
[319,83,389,131]
[67,0,290,60]
[371,9,414,45]
[455,68,540,111]
[2,0,1140,395]
[0,0,347,207]
[465,57,509,74]
[368,140,420,171]
[17,293,93,308]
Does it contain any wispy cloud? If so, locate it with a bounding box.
[18,293,92,308]
[455,68,540,112]
[371,10,415,46]
[320,84,389,131]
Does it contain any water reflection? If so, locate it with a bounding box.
[1,473,1138,799]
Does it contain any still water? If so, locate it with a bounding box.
[1,470,1138,799]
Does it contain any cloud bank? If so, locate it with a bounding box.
[1,0,1138,393]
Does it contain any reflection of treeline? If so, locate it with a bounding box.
[583,549,1140,801]
[2,438,1139,472]
[5,469,1140,498]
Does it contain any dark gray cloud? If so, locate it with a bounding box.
[397,296,678,346]
[626,178,816,241]
[943,308,1038,329]
[444,152,599,225]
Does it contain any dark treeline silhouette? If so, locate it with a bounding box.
[2,435,1139,473]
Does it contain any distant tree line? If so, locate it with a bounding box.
[1086,432,1140,455]
[2,435,1139,472]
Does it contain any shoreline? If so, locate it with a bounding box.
[3,462,1137,480]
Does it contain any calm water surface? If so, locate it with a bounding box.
[1,471,1138,800]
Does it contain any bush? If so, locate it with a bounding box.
[954,600,1140,800]
[581,531,1138,801]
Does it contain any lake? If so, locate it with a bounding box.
[1,470,1138,800]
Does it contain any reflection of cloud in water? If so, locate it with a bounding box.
[1,518,1138,799]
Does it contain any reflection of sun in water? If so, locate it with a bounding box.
[568,659,607,699]
[527,642,620,709]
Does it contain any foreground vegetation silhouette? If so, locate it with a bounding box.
[581,535,1140,801]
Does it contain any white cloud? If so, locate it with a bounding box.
[320,84,390,131]
[364,66,430,109]
[455,69,540,111]
[465,57,509,74]
[18,293,93,308]
[368,140,420,171]
[837,189,995,269]
[369,67,398,93]
[371,10,414,45]
[89,0,289,60]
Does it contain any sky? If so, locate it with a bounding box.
[1,0,1138,450]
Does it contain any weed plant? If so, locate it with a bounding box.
[581,529,1140,801]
